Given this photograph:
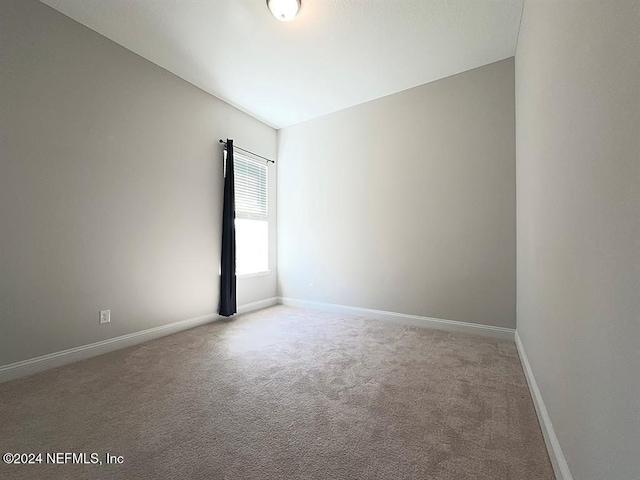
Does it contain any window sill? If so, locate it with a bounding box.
[237,270,272,279]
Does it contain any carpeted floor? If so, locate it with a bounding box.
[0,306,554,479]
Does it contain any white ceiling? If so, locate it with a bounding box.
[40,0,524,129]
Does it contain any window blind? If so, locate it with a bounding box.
[234,154,268,220]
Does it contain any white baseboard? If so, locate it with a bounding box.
[278,297,515,340]
[237,296,279,314]
[515,331,573,480]
[0,297,279,383]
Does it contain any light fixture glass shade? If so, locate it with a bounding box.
[266,0,300,22]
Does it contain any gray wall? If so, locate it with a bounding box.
[516,1,639,479]
[0,0,277,367]
[278,58,516,329]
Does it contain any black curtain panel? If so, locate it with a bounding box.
[219,139,237,316]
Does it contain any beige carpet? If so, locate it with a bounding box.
[0,306,553,479]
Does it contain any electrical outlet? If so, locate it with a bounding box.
[99,309,111,324]
[308,282,314,293]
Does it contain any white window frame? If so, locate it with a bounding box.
[233,152,270,277]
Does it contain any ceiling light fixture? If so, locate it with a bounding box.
[266,0,300,22]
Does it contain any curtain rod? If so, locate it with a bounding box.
[219,139,275,164]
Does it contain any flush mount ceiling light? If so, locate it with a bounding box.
[266,0,300,22]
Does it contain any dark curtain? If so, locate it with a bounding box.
[219,139,237,316]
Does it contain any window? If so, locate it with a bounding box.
[233,153,268,275]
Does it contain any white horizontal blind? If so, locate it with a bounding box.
[234,153,268,220]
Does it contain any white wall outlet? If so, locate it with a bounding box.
[99,309,111,324]
[308,282,314,293]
